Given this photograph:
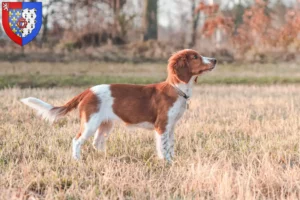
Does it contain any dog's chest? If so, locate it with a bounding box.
[168,98,187,123]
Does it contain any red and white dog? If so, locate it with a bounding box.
[21,49,217,162]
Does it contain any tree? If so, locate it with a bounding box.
[143,0,158,41]
[189,0,200,48]
[196,1,233,48]
[41,0,62,45]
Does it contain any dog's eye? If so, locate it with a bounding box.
[193,55,198,59]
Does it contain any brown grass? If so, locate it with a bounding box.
[1,85,300,199]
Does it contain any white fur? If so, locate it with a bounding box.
[126,122,154,130]
[156,130,171,162]
[90,85,119,121]
[93,129,107,151]
[93,122,114,151]
[155,90,188,162]
[73,114,102,160]
[169,128,175,158]
[168,96,186,160]
[72,85,119,159]
[72,138,81,160]
[20,97,57,123]
[93,129,106,151]
[167,97,186,130]
[155,76,196,162]
[174,75,197,98]
[202,56,212,64]
[155,131,164,159]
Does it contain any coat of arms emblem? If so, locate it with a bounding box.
[2,2,42,46]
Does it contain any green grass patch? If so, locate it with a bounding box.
[1,74,300,89]
[1,62,300,88]
[0,75,163,89]
[197,76,300,85]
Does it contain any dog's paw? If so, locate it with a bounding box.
[165,156,173,164]
[72,138,81,160]
[92,139,105,151]
[72,153,80,160]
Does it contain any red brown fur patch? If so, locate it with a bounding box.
[110,83,178,134]
[76,90,100,139]
[78,90,100,123]
[167,50,192,84]
[50,89,91,118]
[50,89,100,138]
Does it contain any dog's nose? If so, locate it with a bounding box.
[212,58,217,65]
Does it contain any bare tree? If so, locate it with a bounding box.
[189,0,200,47]
[143,0,158,41]
[41,0,63,45]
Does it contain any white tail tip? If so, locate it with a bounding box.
[20,97,56,123]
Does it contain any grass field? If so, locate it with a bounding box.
[1,85,300,199]
[1,61,300,88]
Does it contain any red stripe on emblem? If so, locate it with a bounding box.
[6,2,22,9]
[2,2,22,46]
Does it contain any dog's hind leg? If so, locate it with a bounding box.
[72,90,102,160]
[93,120,113,151]
[72,114,101,160]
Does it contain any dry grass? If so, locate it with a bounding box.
[1,85,300,199]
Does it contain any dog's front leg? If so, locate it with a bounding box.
[155,131,172,163]
[169,128,175,158]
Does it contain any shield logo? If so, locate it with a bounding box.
[2,2,42,46]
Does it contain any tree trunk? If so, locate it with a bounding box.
[41,14,48,45]
[143,0,158,41]
[189,0,200,48]
[113,0,120,40]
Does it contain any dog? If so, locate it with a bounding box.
[21,49,217,162]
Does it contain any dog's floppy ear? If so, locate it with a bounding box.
[173,56,190,83]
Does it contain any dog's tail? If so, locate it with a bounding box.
[21,90,90,123]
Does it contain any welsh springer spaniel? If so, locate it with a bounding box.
[21,49,217,162]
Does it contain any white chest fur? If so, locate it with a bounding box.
[167,97,187,128]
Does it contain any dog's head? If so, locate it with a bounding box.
[167,49,217,84]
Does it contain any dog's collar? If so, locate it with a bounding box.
[171,85,190,100]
